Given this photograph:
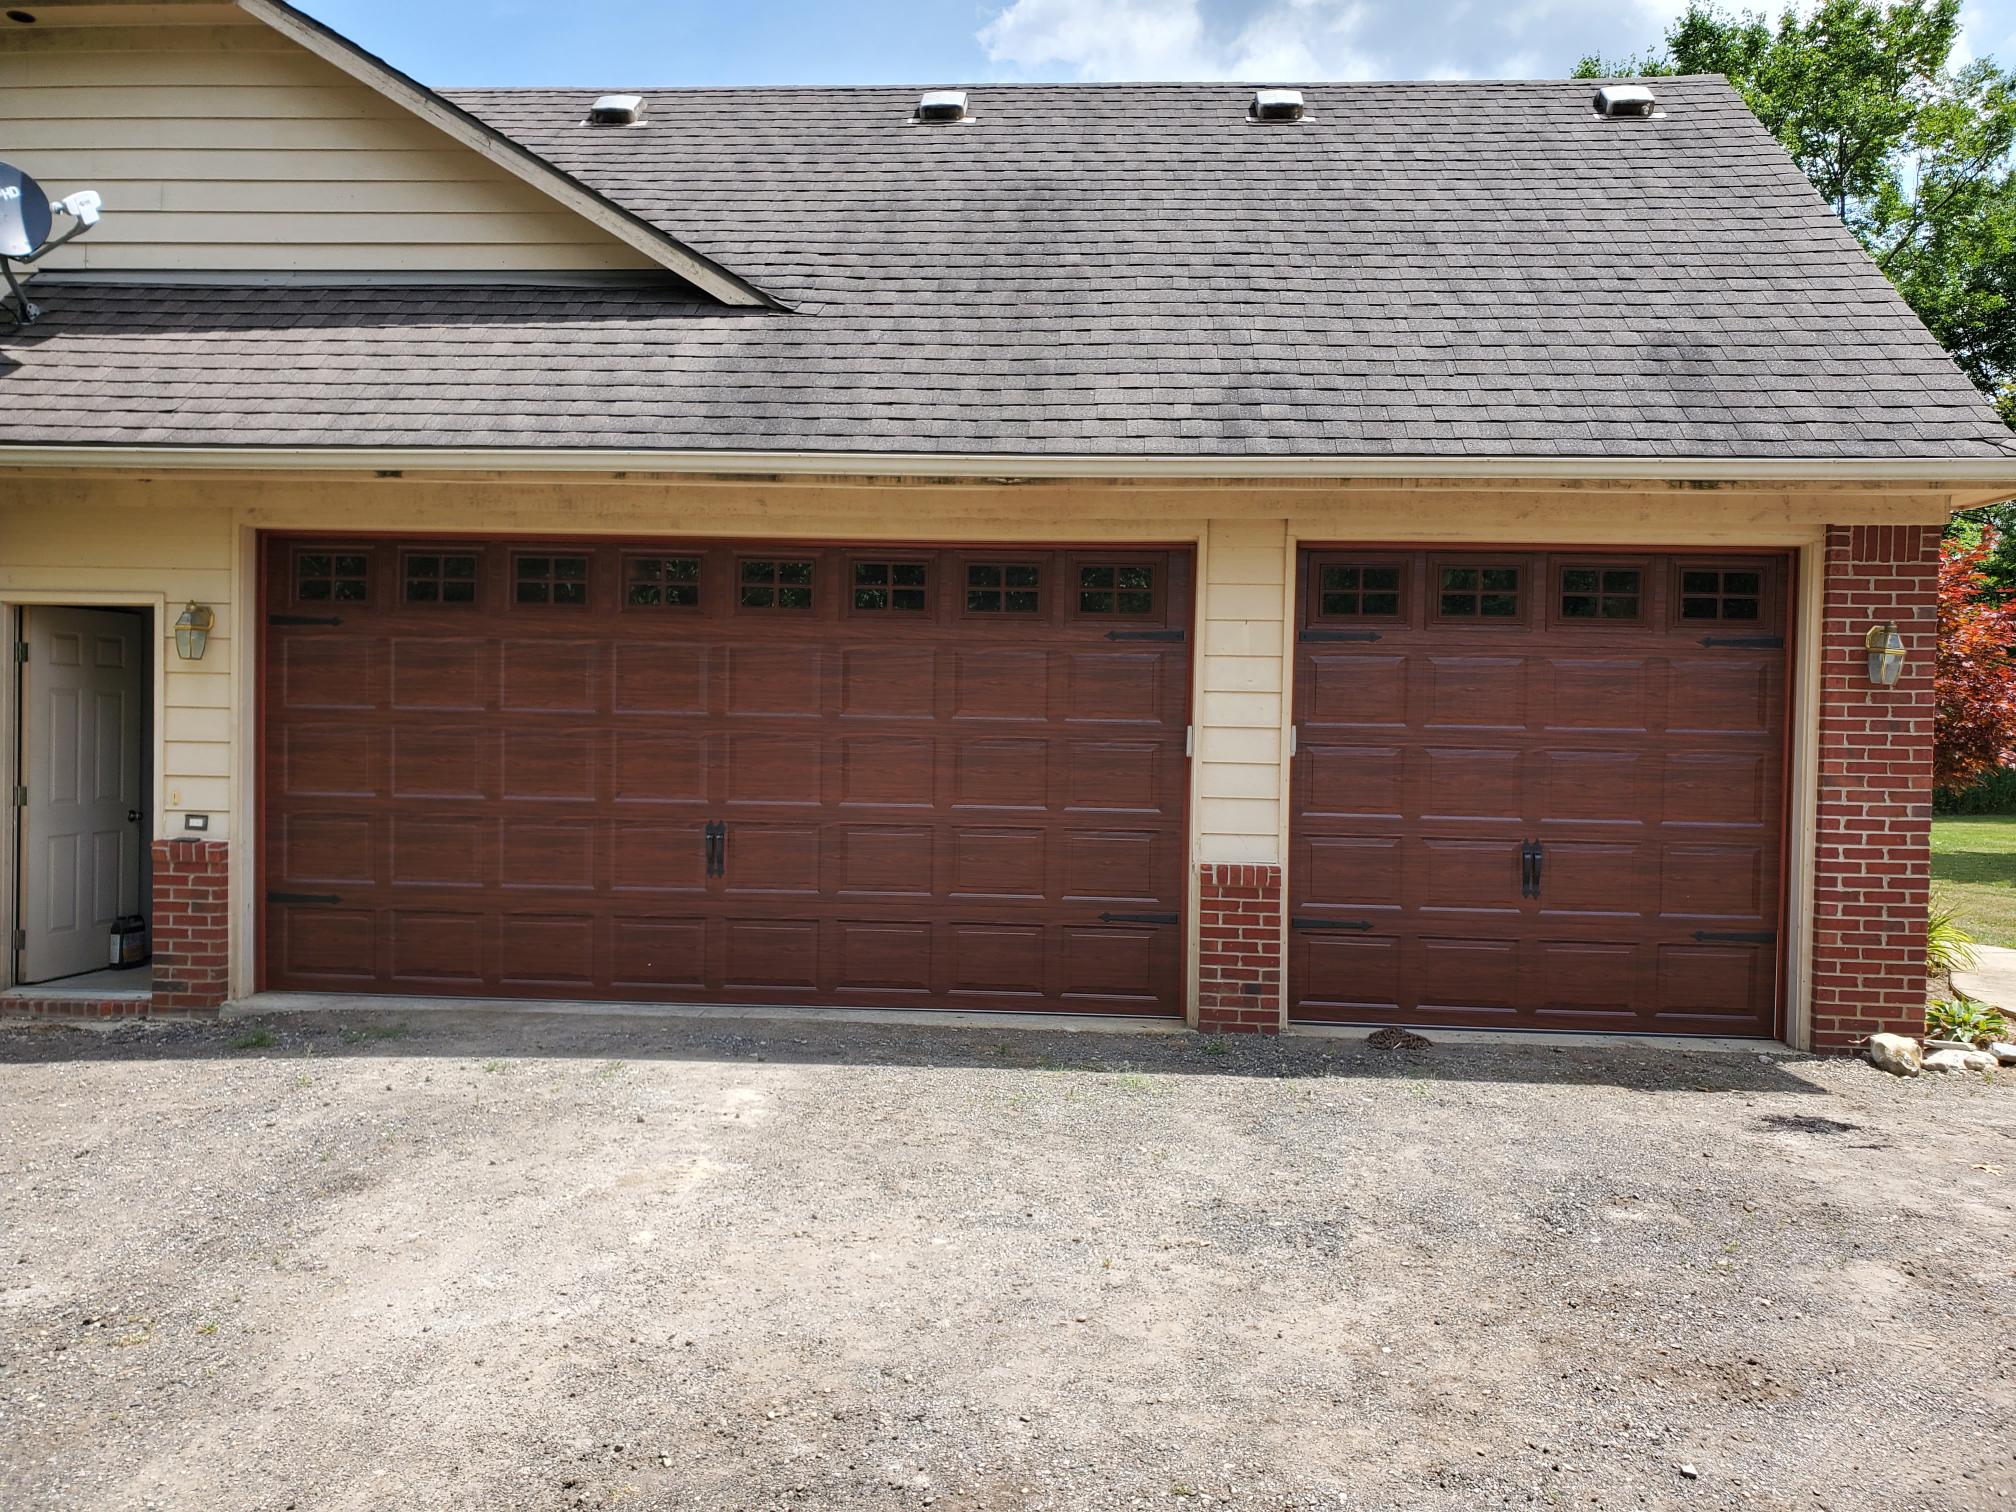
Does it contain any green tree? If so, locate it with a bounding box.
[1577,2,2016,579]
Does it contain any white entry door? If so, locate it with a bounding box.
[17,607,147,984]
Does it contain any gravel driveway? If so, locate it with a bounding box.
[2,1009,2012,1511]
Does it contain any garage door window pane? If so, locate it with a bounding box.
[296,550,368,604]
[515,553,589,606]
[1438,564,1520,618]
[967,563,1041,613]
[1318,563,1401,618]
[626,556,701,608]
[854,561,929,611]
[1079,563,1155,615]
[741,559,815,610]
[404,553,478,605]
[1559,566,1640,621]
[1679,567,1763,621]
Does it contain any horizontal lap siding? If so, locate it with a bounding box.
[0,24,651,272]
[1198,521,1287,866]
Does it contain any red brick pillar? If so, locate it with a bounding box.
[1809,524,1940,1050]
[151,838,231,1014]
[1197,862,1283,1033]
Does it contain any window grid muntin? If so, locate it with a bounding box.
[1078,562,1156,615]
[513,552,590,606]
[965,562,1042,614]
[852,560,930,612]
[1436,563,1522,619]
[1678,567,1763,621]
[1316,562,1403,619]
[402,551,479,605]
[739,557,815,610]
[1559,565,1643,622]
[625,555,702,608]
[295,549,369,604]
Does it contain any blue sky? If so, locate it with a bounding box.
[303,0,2016,86]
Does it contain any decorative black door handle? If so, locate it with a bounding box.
[704,822,722,878]
[1531,840,1543,897]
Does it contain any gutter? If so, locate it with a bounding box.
[1,445,2014,486]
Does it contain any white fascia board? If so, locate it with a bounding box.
[2,444,2015,487]
[235,0,778,310]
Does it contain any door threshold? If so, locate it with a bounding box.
[1286,1022,1794,1054]
[234,991,1192,1035]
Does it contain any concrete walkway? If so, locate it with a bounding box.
[1951,941,2016,1008]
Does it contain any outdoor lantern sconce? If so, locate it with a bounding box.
[173,601,214,661]
[1865,622,1906,687]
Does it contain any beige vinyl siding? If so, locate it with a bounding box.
[0,23,654,272]
[1197,520,1288,865]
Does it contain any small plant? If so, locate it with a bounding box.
[1927,899,1979,975]
[1925,996,2009,1047]
[339,1021,411,1045]
[230,1028,273,1051]
[481,1058,508,1074]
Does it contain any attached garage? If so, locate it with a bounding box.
[259,537,1192,1016]
[1289,548,1790,1036]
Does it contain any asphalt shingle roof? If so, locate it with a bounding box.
[3,76,2011,460]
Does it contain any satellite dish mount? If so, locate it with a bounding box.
[2,159,104,327]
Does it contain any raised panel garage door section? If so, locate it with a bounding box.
[260,538,1191,1015]
[1290,549,1789,1036]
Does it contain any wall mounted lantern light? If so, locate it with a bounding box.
[1865,622,1906,687]
[173,601,214,661]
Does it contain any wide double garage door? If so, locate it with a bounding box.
[1290,548,1789,1037]
[260,538,1191,1014]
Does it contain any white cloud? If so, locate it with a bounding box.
[976,0,1693,82]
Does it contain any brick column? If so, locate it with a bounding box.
[151,838,231,1013]
[1809,524,1940,1050]
[1197,862,1283,1033]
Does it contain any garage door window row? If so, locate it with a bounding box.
[292,545,1168,629]
[1305,556,1773,632]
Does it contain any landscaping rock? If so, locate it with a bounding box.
[1866,1034,1921,1077]
[1923,1048,1997,1074]
[1989,1042,2016,1066]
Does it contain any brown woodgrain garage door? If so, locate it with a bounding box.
[260,538,1190,1014]
[1290,549,1788,1035]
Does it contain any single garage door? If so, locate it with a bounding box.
[260,538,1191,1014]
[1290,549,1788,1035]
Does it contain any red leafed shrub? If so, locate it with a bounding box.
[1935,532,2016,790]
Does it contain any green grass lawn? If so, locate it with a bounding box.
[1931,815,2016,949]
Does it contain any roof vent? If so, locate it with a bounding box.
[913,89,969,123]
[1249,88,1305,122]
[586,93,646,126]
[1592,84,1657,119]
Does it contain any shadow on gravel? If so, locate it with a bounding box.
[0,1008,1834,1095]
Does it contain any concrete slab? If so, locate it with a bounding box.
[1951,941,2016,1010]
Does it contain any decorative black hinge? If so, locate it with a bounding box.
[1299,628,1383,643]
[1097,911,1178,925]
[267,890,341,906]
[1103,628,1185,642]
[1698,634,1782,648]
[269,614,343,627]
[1290,917,1372,931]
[1692,929,1777,944]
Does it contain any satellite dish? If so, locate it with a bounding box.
[0,159,53,259]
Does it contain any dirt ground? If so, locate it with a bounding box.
[1,1010,2012,1512]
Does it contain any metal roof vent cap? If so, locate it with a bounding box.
[587,93,646,126]
[1592,84,1657,118]
[913,89,970,123]
[1249,88,1305,122]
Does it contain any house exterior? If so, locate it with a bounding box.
[4,0,2013,1048]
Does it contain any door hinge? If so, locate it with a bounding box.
[1097,911,1178,925]
[1290,916,1372,931]
[11,641,25,664]
[10,784,23,808]
[10,927,24,951]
